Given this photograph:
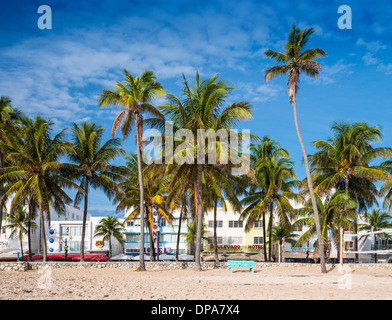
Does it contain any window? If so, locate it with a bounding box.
[345,241,354,250]
[60,241,87,252]
[126,234,139,242]
[254,237,264,245]
[160,220,166,227]
[60,225,87,237]
[228,237,243,245]
[126,221,134,227]
[208,220,223,228]
[293,226,302,232]
[208,236,223,244]
[254,221,263,228]
[228,220,243,228]
[161,234,177,242]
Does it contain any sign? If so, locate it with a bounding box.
[144,247,171,254]
[151,206,160,249]
[209,244,241,249]
[95,240,104,248]
[248,245,263,249]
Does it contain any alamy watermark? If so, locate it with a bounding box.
[142,121,251,175]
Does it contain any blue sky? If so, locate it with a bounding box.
[1,0,391,217]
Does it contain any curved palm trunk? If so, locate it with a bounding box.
[262,210,267,262]
[374,234,378,263]
[80,177,89,262]
[213,194,219,265]
[292,98,327,273]
[135,114,146,270]
[194,164,203,270]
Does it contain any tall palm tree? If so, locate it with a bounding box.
[310,121,392,262]
[0,115,79,261]
[359,209,392,263]
[241,139,301,261]
[241,137,290,261]
[94,216,125,257]
[98,69,166,270]
[67,122,125,261]
[271,223,297,263]
[294,191,356,262]
[2,206,38,258]
[147,72,253,269]
[0,96,21,233]
[113,154,173,261]
[264,25,328,272]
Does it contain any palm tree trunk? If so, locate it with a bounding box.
[27,195,32,261]
[135,114,146,271]
[80,176,89,262]
[292,97,327,273]
[176,200,185,262]
[213,194,219,265]
[39,203,47,262]
[19,234,24,259]
[194,163,203,270]
[279,240,283,263]
[0,152,3,235]
[374,234,377,263]
[262,210,267,262]
[109,235,112,257]
[268,202,273,262]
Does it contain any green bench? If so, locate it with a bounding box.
[227,260,255,273]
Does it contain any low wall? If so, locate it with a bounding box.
[1,261,392,272]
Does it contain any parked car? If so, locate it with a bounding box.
[388,257,392,263]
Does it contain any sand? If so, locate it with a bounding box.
[0,265,391,300]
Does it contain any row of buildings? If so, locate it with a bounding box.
[0,200,390,263]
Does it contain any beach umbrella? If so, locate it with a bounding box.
[131,254,150,261]
[178,254,194,261]
[110,254,133,261]
[158,254,175,261]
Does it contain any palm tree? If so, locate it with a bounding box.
[98,69,166,270]
[2,206,38,258]
[183,221,211,257]
[113,154,173,261]
[310,121,392,262]
[241,140,300,262]
[147,72,253,270]
[241,137,290,261]
[294,191,356,262]
[359,209,392,263]
[67,122,125,261]
[264,25,328,272]
[0,96,21,233]
[94,216,124,257]
[0,115,79,261]
[271,224,297,263]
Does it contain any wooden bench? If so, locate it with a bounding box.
[227,260,255,273]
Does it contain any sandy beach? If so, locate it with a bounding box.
[0,265,391,300]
